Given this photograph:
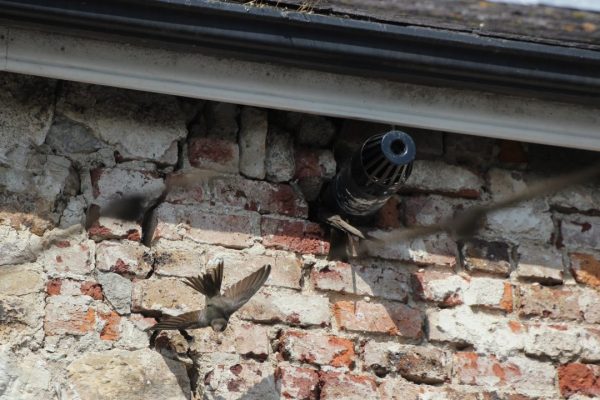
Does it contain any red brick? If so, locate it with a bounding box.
[98,311,121,341]
[334,300,423,338]
[559,363,600,398]
[312,261,410,302]
[518,285,580,321]
[498,140,528,165]
[276,364,319,400]
[188,136,239,173]
[153,203,259,249]
[279,330,355,368]
[570,252,600,289]
[412,270,466,307]
[365,231,458,268]
[167,173,308,218]
[46,279,62,296]
[80,281,104,300]
[261,216,329,255]
[319,372,379,400]
[376,197,402,229]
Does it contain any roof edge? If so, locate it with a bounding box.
[0,0,599,104]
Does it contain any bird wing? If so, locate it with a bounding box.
[144,310,208,331]
[217,264,271,316]
[183,259,224,298]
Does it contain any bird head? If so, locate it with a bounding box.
[210,318,228,332]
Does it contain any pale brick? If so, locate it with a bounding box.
[427,306,525,356]
[97,272,132,315]
[569,251,600,289]
[153,203,260,249]
[580,328,600,362]
[389,345,450,384]
[0,352,53,400]
[205,248,302,290]
[0,265,43,296]
[551,184,600,213]
[58,82,186,163]
[0,224,43,266]
[524,324,582,362]
[261,216,329,255]
[365,230,457,268]
[516,243,564,284]
[412,270,467,307]
[239,288,330,327]
[403,160,483,198]
[151,239,207,277]
[189,320,270,360]
[44,295,96,336]
[0,293,45,343]
[276,363,319,400]
[279,330,355,368]
[87,167,165,210]
[131,278,204,314]
[558,363,600,398]
[461,238,512,276]
[46,278,104,300]
[202,358,277,400]
[453,353,556,397]
[334,300,423,338]
[463,278,513,312]
[313,261,410,302]
[0,73,55,164]
[96,240,152,278]
[518,284,580,321]
[578,288,600,324]
[43,238,95,278]
[295,114,336,147]
[239,107,267,179]
[67,349,190,400]
[88,216,142,242]
[362,341,396,375]
[404,194,473,227]
[484,200,554,242]
[319,372,379,400]
[561,214,600,250]
[266,127,295,182]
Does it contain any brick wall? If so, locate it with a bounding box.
[1,71,599,399]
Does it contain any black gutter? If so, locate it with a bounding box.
[0,0,599,104]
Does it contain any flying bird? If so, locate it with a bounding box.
[362,162,600,250]
[145,259,271,343]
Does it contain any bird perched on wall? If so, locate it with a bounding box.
[145,259,271,345]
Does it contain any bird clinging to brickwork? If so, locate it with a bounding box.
[145,259,271,344]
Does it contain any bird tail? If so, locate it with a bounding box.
[183,259,224,298]
[144,311,199,331]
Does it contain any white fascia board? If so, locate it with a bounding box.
[2,26,599,151]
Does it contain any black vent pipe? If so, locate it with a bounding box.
[322,130,415,217]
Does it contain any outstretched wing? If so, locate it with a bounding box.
[183,259,224,298]
[144,310,207,331]
[217,264,271,315]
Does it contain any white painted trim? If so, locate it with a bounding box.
[2,26,600,151]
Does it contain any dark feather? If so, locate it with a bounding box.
[183,260,224,298]
[220,264,271,315]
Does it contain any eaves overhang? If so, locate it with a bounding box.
[0,0,599,151]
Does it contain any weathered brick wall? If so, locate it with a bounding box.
[1,71,600,399]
